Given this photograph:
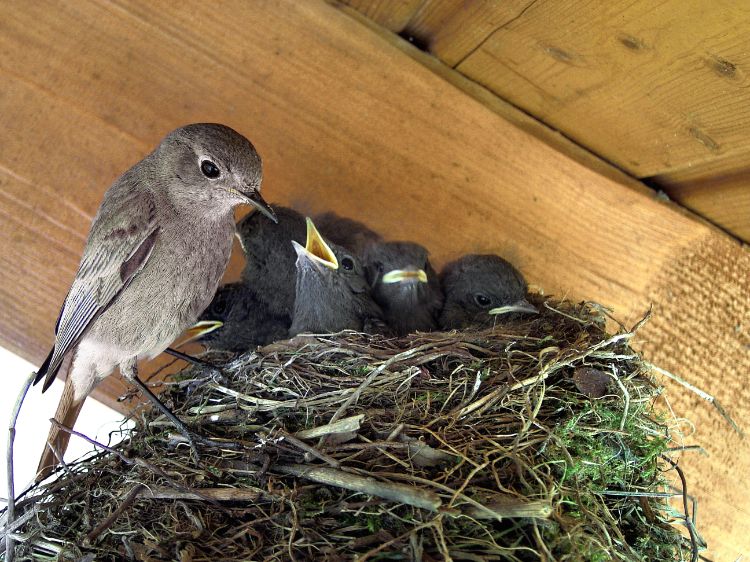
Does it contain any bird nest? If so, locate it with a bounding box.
[8,298,698,561]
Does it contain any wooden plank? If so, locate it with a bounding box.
[0,1,747,558]
[454,0,750,178]
[336,3,652,197]
[404,0,534,67]
[649,149,750,242]
[655,168,750,242]
[337,0,421,32]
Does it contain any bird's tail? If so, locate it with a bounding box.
[33,346,67,393]
[33,347,55,386]
[36,375,85,482]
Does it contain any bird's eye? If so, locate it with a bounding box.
[212,297,228,317]
[474,293,492,308]
[201,160,221,179]
[375,261,384,273]
[341,257,355,271]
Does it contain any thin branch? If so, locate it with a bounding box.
[5,371,36,562]
[647,363,743,436]
[661,455,700,562]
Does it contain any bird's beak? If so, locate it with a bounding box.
[292,218,339,269]
[240,187,277,223]
[186,320,224,338]
[179,320,224,345]
[488,298,538,316]
[381,269,428,284]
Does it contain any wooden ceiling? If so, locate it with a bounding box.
[342,0,750,242]
[0,1,748,559]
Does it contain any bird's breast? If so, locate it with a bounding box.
[88,211,236,358]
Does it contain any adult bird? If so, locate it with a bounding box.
[438,254,537,329]
[34,123,275,478]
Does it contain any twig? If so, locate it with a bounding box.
[49,420,225,510]
[277,431,340,468]
[5,371,36,562]
[661,455,700,562]
[647,363,743,436]
[294,414,364,439]
[323,343,435,433]
[357,520,435,562]
[608,367,630,431]
[275,464,441,511]
[85,484,145,544]
[136,486,267,501]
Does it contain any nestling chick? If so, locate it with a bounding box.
[237,206,306,319]
[439,254,536,329]
[289,218,385,336]
[363,241,444,335]
[195,283,289,352]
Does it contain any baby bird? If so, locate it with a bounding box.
[439,254,536,329]
[195,283,288,352]
[289,218,384,336]
[237,205,307,320]
[363,241,444,335]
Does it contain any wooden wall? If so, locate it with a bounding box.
[340,0,750,243]
[0,1,748,559]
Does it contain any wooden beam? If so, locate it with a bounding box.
[337,0,421,32]
[403,0,534,67]
[656,168,750,243]
[0,1,747,558]
[650,151,750,242]
[451,0,750,178]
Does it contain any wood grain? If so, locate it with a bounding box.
[650,152,750,242]
[346,0,750,242]
[404,0,534,66]
[656,168,750,242]
[454,0,750,178]
[337,0,421,31]
[0,1,748,558]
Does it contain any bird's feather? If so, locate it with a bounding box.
[35,186,160,391]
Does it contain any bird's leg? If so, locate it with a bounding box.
[122,359,239,460]
[121,359,202,461]
[163,347,218,370]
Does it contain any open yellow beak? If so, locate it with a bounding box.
[293,218,338,269]
[381,269,428,284]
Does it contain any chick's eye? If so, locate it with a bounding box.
[201,160,221,179]
[211,297,228,317]
[474,294,492,308]
[341,257,355,271]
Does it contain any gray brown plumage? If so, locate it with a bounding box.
[438,254,536,330]
[34,123,274,478]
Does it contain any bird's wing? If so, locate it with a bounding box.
[35,186,160,391]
